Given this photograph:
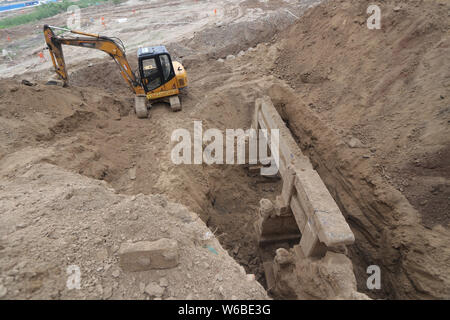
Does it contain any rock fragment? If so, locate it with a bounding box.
[119,238,179,272]
[144,282,165,298]
[159,278,169,287]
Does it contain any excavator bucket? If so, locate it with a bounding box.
[135,95,148,118]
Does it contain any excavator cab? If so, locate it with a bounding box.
[138,46,174,92]
[137,46,187,109]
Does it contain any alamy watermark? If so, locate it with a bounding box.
[66,265,81,290]
[67,5,81,30]
[367,5,381,30]
[171,121,279,176]
[367,265,381,290]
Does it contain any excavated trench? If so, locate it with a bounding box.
[54,113,285,288]
[40,66,285,292]
[39,83,367,297]
[33,49,357,300]
[50,54,435,300]
[187,165,283,287]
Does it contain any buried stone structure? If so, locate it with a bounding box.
[251,96,367,299]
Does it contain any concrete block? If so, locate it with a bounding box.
[295,169,355,247]
[247,165,264,177]
[253,99,262,131]
[300,221,327,258]
[263,261,276,291]
[293,244,305,261]
[119,238,179,272]
[245,134,259,166]
[290,194,307,232]
[258,97,312,174]
[254,96,353,249]
[280,166,296,206]
[274,196,291,216]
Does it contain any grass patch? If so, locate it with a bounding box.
[0,0,120,29]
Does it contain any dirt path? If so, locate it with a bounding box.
[0,0,319,79]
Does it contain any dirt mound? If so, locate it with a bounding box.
[171,9,298,60]
[0,79,133,150]
[0,151,268,299]
[271,0,450,299]
[272,249,370,300]
[69,60,135,96]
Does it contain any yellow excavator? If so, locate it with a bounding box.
[43,25,188,118]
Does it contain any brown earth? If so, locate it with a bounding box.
[272,0,450,299]
[0,158,268,299]
[0,0,449,300]
[1,0,320,298]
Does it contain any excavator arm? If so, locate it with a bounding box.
[43,25,145,95]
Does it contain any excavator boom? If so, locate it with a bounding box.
[43,25,145,95]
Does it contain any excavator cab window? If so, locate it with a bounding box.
[138,46,176,93]
[160,54,171,81]
[141,57,161,91]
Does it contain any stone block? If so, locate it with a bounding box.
[119,238,179,272]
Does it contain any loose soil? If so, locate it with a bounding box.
[1,0,449,300]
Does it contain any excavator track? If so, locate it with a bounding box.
[169,95,181,112]
[135,95,148,118]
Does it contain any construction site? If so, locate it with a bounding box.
[0,0,449,301]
